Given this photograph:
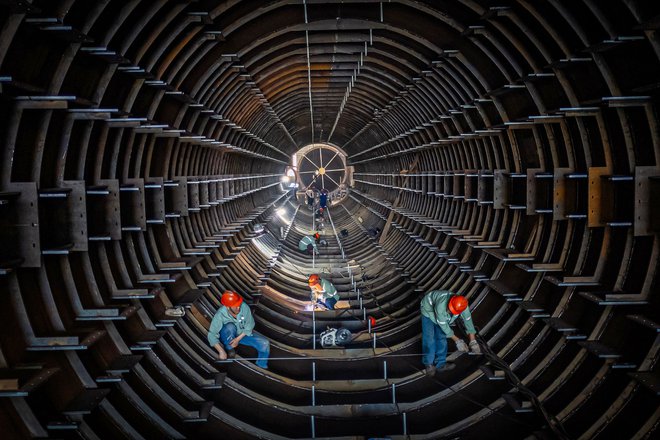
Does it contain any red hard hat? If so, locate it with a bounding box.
[314,232,320,240]
[448,295,468,315]
[368,316,376,327]
[308,274,320,286]
[221,291,243,308]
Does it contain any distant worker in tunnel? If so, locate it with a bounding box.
[368,226,381,239]
[305,185,316,210]
[308,274,340,310]
[315,207,325,222]
[420,291,480,376]
[207,291,270,369]
[319,188,328,209]
[299,232,322,255]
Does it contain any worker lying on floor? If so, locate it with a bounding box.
[207,291,270,369]
[308,274,340,310]
[299,232,322,255]
[420,290,480,376]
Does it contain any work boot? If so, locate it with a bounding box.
[164,306,185,317]
[424,365,436,377]
[226,349,236,359]
[437,362,456,372]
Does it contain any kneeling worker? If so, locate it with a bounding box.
[308,274,340,310]
[207,291,270,369]
[420,291,480,376]
[299,232,321,255]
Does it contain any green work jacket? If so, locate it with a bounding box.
[207,303,255,347]
[420,290,476,337]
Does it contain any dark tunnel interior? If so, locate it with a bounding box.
[0,1,659,439]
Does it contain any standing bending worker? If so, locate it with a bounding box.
[299,232,321,255]
[420,291,480,376]
[207,291,270,369]
[308,274,340,310]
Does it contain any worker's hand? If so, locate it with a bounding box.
[229,338,240,348]
[455,339,469,353]
[216,347,227,360]
[469,340,481,354]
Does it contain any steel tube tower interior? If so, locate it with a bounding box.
[0,1,658,439]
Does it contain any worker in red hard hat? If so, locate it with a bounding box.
[207,291,270,369]
[308,274,340,310]
[299,232,322,254]
[314,206,325,221]
[420,291,479,377]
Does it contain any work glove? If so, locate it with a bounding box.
[469,340,481,355]
[456,339,469,353]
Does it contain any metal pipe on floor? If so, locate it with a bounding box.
[218,352,426,362]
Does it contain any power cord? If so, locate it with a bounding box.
[305,268,542,434]
[261,208,562,437]
[475,332,571,440]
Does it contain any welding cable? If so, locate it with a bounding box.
[281,270,539,430]
[366,320,543,433]
[309,259,544,432]
[354,277,561,434]
[360,294,566,436]
[315,212,565,434]
[259,210,547,433]
[475,332,571,440]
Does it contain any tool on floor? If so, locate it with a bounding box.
[319,327,352,348]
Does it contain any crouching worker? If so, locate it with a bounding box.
[420,291,479,376]
[207,291,270,369]
[299,232,321,255]
[308,274,340,310]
